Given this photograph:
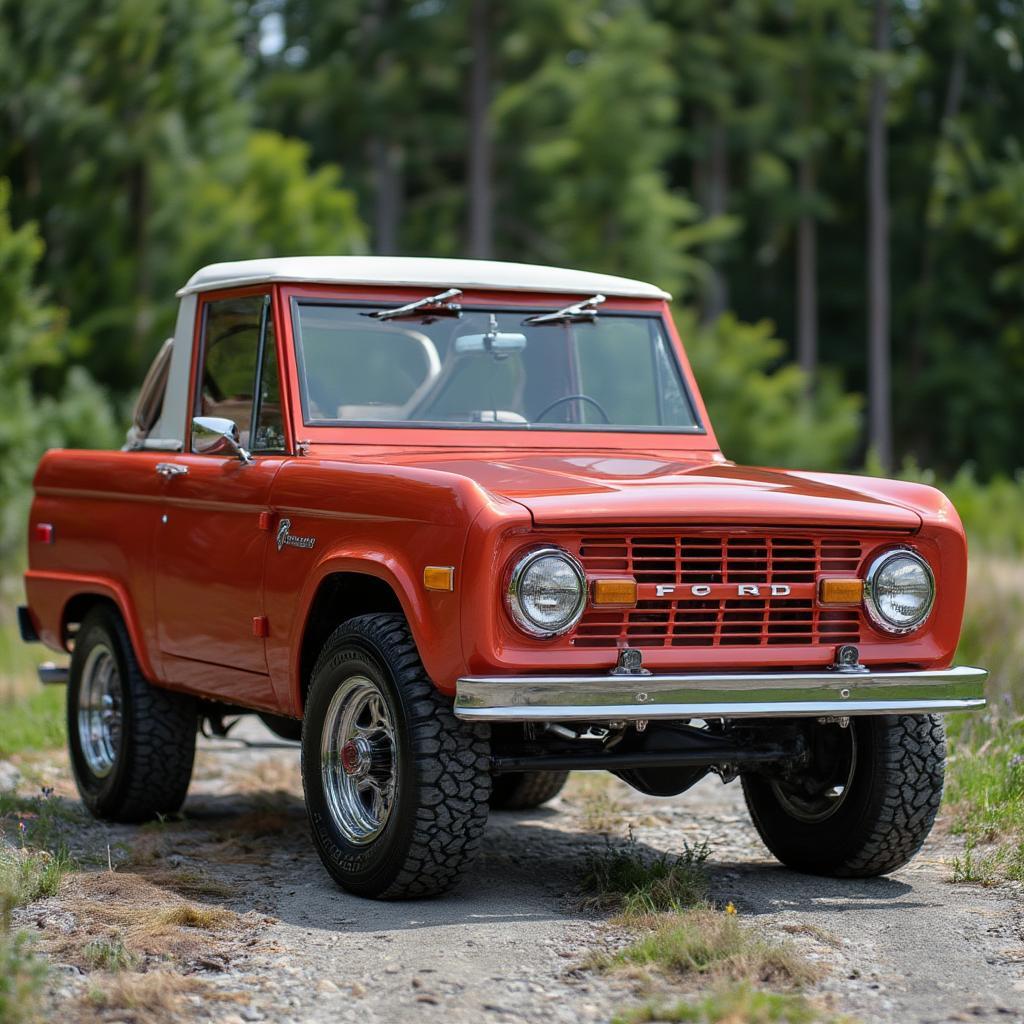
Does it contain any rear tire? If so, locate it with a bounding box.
[68,605,197,822]
[742,714,945,878]
[490,771,568,810]
[301,613,491,899]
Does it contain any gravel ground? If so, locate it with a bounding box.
[7,718,1024,1024]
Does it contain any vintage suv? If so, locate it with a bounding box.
[21,257,987,899]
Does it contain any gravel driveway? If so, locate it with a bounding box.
[12,719,1024,1024]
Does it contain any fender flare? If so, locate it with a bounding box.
[25,570,159,681]
[289,549,441,712]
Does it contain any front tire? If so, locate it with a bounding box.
[68,605,197,822]
[301,613,491,899]
[742,714,946,878]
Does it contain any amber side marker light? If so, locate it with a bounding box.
[591,578,638,607]
[424,566,455,592]
[819,578,864,605]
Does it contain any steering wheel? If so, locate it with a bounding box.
[534,393,611,424]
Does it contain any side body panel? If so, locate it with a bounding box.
[262,459,514,715]
[25,450,166,680]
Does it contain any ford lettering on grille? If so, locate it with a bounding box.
[574,532,875,649]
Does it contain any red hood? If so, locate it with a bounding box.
[362,451,923,531]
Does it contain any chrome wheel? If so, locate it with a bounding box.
[770,722,858,824]
[320,675,397,845]
[77,643,123,778]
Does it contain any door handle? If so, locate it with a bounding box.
[156,463,189,478]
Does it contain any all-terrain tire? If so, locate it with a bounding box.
[490,771,569,810]
[301,613,491,899]
[742,714,946,878]
[68,604,197,822]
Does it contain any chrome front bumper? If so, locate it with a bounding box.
[453,666,988,722]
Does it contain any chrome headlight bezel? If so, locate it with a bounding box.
[505,547,587,639]
[863,547,936,635]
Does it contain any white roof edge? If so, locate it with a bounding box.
[175,256,671,301]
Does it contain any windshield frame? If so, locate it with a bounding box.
[288,296,707,437]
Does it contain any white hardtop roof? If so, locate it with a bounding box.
[176,256,671,301]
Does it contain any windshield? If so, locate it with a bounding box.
[292,302,701,432]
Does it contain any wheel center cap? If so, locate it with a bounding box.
[340,738,369,777]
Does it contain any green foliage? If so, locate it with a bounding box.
[683,312,861,469]
[615,983,849,1024]
[0,180,120,567]
[580,835,710,918]
[896,461,1024,556]
[598,906,821,988]
[0,844,69,909]
[82,935,137,973]
[0,927,47,1024]
[0,688,65,757]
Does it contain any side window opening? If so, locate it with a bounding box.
[124,337,176,451]
[195,295,286,454]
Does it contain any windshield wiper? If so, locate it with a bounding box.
[367,287,462,321]
[522,293,606,326]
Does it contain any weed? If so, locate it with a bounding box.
[614,982,849,1024]
[581,832,710,918]
[951,840,1024,885]
[82,934,137,972]
[83,970,202,1014]
[0,788,83,852]
[0,844,71,908]
[596,907,822,989]
[0,926,48,1024]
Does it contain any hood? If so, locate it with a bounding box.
[383,452,923,531]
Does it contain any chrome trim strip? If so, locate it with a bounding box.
[453,666,987,721]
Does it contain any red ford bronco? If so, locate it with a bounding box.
[21,257,986,899]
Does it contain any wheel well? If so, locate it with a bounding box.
[62,593,119,647]
[299,573,403,709]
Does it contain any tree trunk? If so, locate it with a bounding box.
[371,138,403,256]
[796,158,817,386]
[796,62,818,387]
[366,0,402,255]
[701,115,729,323]
[468,0,493,259]
[908,43,966,382]
[867,0,892,471]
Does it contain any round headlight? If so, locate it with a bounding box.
[506,547,587,638]
[864,548,935,634]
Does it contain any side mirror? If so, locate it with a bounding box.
[191,416,253,464]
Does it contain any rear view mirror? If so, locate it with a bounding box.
[454,331,527,355]
[191,416,253,464]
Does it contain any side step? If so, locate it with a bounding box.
[38,663,69,686]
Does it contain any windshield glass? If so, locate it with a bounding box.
[292,302,701,432]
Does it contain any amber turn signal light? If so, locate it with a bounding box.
[591,578,638,607]
[423,566,455,592]
[819,578,864,605]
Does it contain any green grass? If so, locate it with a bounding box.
[614,983,850,1024]
[597,907,822,989]
[0,687,65,757]
[580,834,710,918]
[0,926,48,1024]
[0,844,71,909]
[942,559,1024,884]
[82,934,137,973]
